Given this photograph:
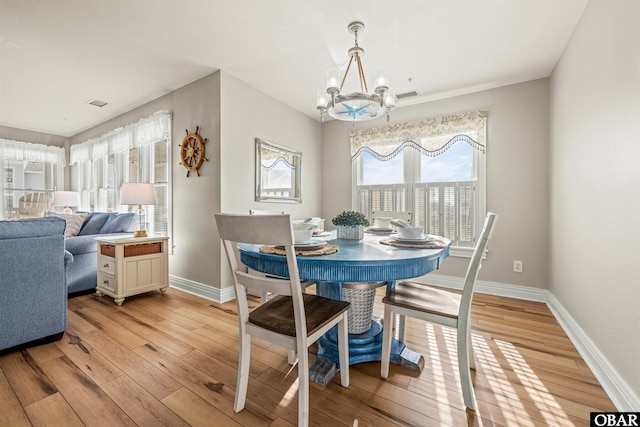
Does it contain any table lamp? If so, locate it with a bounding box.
[120,183,156,238]
[52,191,81,214]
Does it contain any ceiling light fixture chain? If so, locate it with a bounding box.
[316,21,396,124]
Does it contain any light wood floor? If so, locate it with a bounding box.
[1,286,616,426]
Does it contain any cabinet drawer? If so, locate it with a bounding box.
[99,256,116,275]
[98,272,117,292]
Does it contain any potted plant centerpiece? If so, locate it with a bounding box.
[332,210,369,240]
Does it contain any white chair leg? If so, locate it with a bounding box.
[234,333,251,412]
[338,313,350,387]
[287,350,298,365]
[297,347,310,427]
[457,326,476,410]
[397,313,406,341]
[467,328,476,370]
[381,304,393,378]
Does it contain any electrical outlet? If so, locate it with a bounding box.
[513,260,523,273]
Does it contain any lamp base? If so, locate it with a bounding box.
[133,230,148,238]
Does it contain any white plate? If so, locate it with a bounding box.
[294,239,328,248]
[367,227,394,232]
[392,235,435,243]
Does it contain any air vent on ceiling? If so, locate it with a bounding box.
[396,90,419,100]
[86,99,109,108]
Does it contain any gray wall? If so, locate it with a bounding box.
[218,72,322,288]
[321,79,550,288]
[71,73,223,289]
[549,0,640,398]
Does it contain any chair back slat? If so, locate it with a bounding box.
[371,211,412,225]
[216,213,294,246]
[234,270,293,296]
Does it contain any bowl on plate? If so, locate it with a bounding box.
[293,223,315,244]
[396,226,423,239]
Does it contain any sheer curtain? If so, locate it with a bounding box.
[69,111,171,235]
[0,139,65,219]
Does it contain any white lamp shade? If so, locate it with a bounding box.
[120,183,156,205]
[52,191,81,207]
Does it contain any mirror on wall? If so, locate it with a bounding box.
[255,138,302,203]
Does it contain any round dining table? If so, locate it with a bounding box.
[238,231,450,382]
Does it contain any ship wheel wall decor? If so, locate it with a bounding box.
[179,126,208,177]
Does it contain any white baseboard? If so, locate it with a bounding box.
[546,293,640,411]
[169,275,236,304]
[412,273,639,411]
[168,272,639,410]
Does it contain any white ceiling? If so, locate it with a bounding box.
[0,0,587,138]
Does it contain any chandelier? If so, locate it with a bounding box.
[316,21,395,123]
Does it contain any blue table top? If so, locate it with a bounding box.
[238,232,450,283]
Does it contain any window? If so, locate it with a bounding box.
[70,111,172,240]
[0,139,65,219]
[352,111,487,256]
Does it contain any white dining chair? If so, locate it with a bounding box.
[215,213,350,427]
[380,212,497,410]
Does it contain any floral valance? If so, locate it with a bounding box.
[0,138,65,165]
[350,110,487,161]
[70,111,171,165]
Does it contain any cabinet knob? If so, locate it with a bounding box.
[103,263,110,268]
[103,280,110,285]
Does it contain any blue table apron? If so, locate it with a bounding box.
[238,232,450,371]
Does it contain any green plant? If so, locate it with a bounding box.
[331,210,370,227]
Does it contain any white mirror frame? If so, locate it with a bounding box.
[255,138,302,203]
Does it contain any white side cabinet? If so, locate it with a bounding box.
[95,235,169,305]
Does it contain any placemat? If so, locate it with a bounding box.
[380,238,450,249]
[260,244,339,256]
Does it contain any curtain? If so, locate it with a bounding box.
[70,110,171,165]
[0,139,65,165]
[350,110,487,161]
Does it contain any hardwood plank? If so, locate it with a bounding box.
[25,342,65,364]
[133,344,278,426]
[100,375,190,426]
[54,331,123,385]
[23,392,84,427]
[0,370,31,427]
[161,386,243,427]
[78,328,182,400]
[38,356,136,426]
[0,349,58,406]
[74,306,148,349]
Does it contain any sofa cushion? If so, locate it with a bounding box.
[46,212,87,237]
[100,213,135,233]
[78,212,110,235]
[0,216,65,238]
[65,232,132,256]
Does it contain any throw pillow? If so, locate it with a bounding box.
[45,212,87,237]
[99,213,135,233]
[78,212,110,235]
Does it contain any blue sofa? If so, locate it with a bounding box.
[0,217,69,351]
[65,211,134,294]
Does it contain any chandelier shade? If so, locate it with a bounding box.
[317,21,395,123]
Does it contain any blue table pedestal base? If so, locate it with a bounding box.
[310,317,425,384]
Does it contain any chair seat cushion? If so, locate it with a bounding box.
[249,294,350,337]
[383,281,461,319]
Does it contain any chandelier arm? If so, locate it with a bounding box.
[340,56,355,92]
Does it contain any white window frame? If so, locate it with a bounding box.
[351,120,486,258]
